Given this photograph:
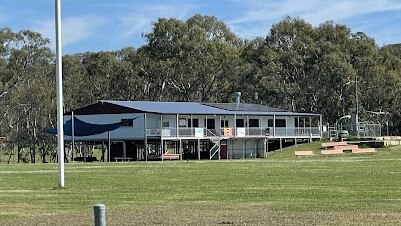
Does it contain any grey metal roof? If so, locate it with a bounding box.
[105,101,229,115]
[104,100,320,116]
[203,103,288,112]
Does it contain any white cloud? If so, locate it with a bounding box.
[114,3,197,40]
[34,15,107,50]
[228,0,401,40]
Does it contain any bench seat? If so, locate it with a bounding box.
[294,151,314,157]
[352,148,376,155]
[333,145,359,151]
[162,154,180,160]
[321,149,343,156]
[114,157,133,162]
[321,141,348,148]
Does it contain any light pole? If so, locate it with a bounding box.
[355,74,359,135]
[55,0,65,188]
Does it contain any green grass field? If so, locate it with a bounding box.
[1,142,401,225]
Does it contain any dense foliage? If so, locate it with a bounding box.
[1,15,401,161]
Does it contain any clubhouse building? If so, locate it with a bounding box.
[62,99,322,161]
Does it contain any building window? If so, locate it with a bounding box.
[179,118,187,127]
[188,118,199,127]
[206,119,215,129]
[268,119,273,127]
[236,119,245,127]
[162,121,170,128]
[193,119,199,127]
[221,120,229,128]
[121,119,133,127]
[275,119,286,127]
[249,119,259,127]
[267,118,286,127]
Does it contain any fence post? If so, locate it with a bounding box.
[94,204,106,226]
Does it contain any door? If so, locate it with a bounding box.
[220,144,227,159]
[206,119,215,129]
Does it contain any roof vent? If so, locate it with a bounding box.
[233,92,241,105]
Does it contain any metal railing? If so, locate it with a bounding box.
[273,127,320,137]
[357,123,382,138]
[161,128,206,137]
[159,127,321,138]
[322,123,382,139]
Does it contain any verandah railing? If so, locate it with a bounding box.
[155,127,321,138]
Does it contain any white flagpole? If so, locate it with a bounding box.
[55,0,65,187]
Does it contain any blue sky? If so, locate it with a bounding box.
[1,0,401,54]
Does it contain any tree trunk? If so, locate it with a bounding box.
[17,143,21,163]
[30,143,36,163]
[40,143,47,163]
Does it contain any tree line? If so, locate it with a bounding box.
[1,15,401,162]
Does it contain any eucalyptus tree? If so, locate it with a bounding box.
[0,28,54,162]
[141,14,243,102]
[240,17,317,111]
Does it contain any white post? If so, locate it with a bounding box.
[94,204,106,226]
[191,114,193,136]
[234,114,237,136]
[273,115,276,137]
[176,114,179,139]
[320,115,323,140]
[266,138,269,156]
[55,0,64,188]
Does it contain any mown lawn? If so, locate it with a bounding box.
[1,142,401,225]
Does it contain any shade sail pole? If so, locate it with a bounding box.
[72,111,75,161]
[55,0,65,188]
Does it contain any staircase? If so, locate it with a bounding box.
[209,137,223,160]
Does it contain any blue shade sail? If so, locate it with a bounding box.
[46,116,140,136]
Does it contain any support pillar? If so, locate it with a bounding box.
[273,115,276,137]
[242,140,245,159]
[161,139,164,161]
[179,139,182,160]
[144,113,148,161]
[197,139,201,160]
[280,138,283,151]
[72,111,75,162]
[123,141,127,158]
[107,131,111,162]
[229,140,232,159]
[161,115,164,161]
[263,138,267,158]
